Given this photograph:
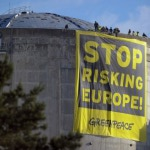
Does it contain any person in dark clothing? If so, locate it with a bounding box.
[105,26,108,32]
[94,21,99,31]
[128,29,131,35]
[65,24,68,29]
[114,28,120,37]
[143,33,147,37]
[109,27,113,35]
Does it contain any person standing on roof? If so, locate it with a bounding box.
[143,33,147,37]
[65,24,68,29]
[128,29,131,35]
[114,27,120,37]
[94,21,99,31]
[109,27,113,35]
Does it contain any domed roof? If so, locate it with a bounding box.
[0,11,94,30]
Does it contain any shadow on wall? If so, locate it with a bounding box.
[136,121,150,150]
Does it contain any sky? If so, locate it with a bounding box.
[0,0,150,36]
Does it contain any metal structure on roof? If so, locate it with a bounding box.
[0,11,94,30]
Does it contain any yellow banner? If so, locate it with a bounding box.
[73,30,147,141]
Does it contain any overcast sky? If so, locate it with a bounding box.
[0,0,150,36]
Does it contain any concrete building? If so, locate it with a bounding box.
[0,11,150,150]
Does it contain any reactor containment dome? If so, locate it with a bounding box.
[0,11,94,30]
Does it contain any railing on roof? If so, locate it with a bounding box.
[3,6,31,14]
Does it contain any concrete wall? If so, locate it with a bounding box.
[0,28,150,150]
